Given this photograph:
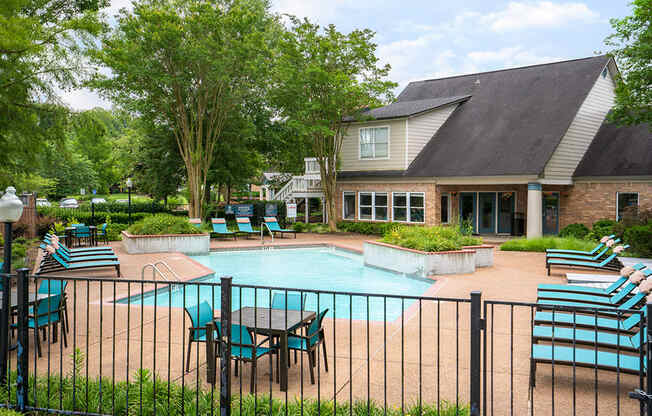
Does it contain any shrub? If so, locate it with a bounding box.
[291,222,307,232]
[105,223,129,241]
[500,237,596,252]
[127,214,203,236]
[37,208,154,226]
[586,219,618,241]
[623,224,652,258]
[381,225,482,252]
[559,223,590,239]
[337,221,401,235]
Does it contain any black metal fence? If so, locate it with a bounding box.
[0,270,650,415]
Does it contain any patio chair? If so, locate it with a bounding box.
[546,235,615,255]
[37,279,69,334]
[537,263,646,296]
[40,243,118,263]
[184,301,219,372]
[532,323,645,353]
[231,324,277,393]
[97,223,109,244]
[264,217,296,239]
[546,251,624,276]
[210,218,236,240]
[11,294,67,357]
[72,225,92,247]
[189,218,202,228]
[277,309,329,385]
[37,248,120,277]
[235,217,258,239]
[537,268,651,306]
[271,292,308,364]
[534,306,646,333]
[545,239,621,261]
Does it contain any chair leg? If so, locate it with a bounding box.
[234,360,239,377]
[52,323,58,343]
[294,350,297,364]
[250,361,256,394]
[35,329,42,358]
[307,349,315,385]
[322,341,328,372]
[186,339,193,372]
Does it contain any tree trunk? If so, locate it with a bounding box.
[226,183,232,205]
[216,184,222,204]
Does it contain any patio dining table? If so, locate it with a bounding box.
[214,307,316,392]
[64,226,98,248]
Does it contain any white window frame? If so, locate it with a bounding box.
[440,192,451,224]
[616,192,639,220]
[358,191,389,222]
[391,191,426,223]
[358,126,390,160]
[342,191,356,220]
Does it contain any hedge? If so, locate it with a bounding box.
[336,221,403,235]
[559,223,590,239]
[37,209,152,226]
[623,224,652,258]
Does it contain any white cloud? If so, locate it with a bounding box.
[467,46,565,67]
[481,2,599,32]
[59,88,112,111]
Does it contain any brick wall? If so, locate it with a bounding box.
[559,181,652,228]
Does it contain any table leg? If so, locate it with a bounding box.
[279,332,288,391]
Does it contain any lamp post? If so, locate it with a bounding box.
[126,178,133,225]
[0,186,24,385]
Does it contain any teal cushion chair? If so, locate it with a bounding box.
[280,309,329,385]
[546,252,623,275]
[271,292,308,364]
[210,218,236,240]
[38,279,69,334]
[545,239,620,261]
[535,306,646,333]
[44,234,113,254]
[189,218,202,229]
[546,235,615,255]
[97,223,109,243]
[72,225,92,247]
[11,294,66,357]
[264,217,296,238]
[235,218,258,239]
[184,301,219,372]
[537,263,646,296]
[37,252,121,277]
[231,324,277,394]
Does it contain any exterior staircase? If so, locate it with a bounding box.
[272,158,325,203]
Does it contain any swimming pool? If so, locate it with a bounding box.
[118,247,435,321]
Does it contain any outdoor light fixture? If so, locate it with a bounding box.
[126,178,133,188]
[126,178,133,224]
[0,186,24,225]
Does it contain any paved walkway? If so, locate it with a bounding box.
[25,233,639,415]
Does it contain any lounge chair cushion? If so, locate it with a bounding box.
[532,325,641,350]
[532,344,643,373]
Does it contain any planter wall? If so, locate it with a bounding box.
[463,244,494,267]
[363,241,476,277]
[122,231,210,255]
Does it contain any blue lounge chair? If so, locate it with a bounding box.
[532,324,645,352]
[537,263,646,296]
[280,309,329,384]
[545,239,620,261]
[530,344,644,387]
[210,218,236,240]
[11,294,66,357]
[264,217,296,239]
[45,234,114,254]
[184,301,218,372]
[189,218,202,228]
[231,324,277,393]
[534,307,645,333]
[546,252,623,275]
[546,235,615,255]
[235,217,258,239]
[537,286,650,316]
[537,268,651,306]
[40,243,117,262]
[37,251,120,277]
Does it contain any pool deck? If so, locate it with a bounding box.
[26,233,638,415]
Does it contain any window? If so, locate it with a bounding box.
[358,192,388,221]
[440,193,450,224]
[617,192,638,220]
[602,68,608,78]
[359,127,389,159]
[343,192,355,220]
[392,192,426,223]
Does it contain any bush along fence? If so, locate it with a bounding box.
[0,271,651,415]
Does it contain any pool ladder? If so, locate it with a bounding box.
[260,222,274,246]
[142,261,182,289]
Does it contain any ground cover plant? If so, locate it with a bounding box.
[127,214,203,235]
[500,237,596,252]
[382,225,481,252]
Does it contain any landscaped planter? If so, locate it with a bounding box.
[121,231,210,255]
[363,241,476,277]
[462,244,494,267]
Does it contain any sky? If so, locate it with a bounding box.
[63,0,633,110]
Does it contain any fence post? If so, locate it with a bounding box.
[0,224,11,386]
[470,291,482,416]
[91,202,95,225]
[16,268,29,411]
[220,277,232,416]
[647,302,652,416]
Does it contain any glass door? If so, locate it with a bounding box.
[478,192,496,234]
[542,192,560,235]
[459,192,477,233]
[498,192,515,234]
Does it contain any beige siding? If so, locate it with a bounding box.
[543,65,616,181]
[339,119,406,171]
[406,104,458,168]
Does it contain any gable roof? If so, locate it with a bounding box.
[404,55,612,177]
[574,120,652,177]
[346,95,471,121]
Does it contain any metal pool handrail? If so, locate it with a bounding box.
[141,261,182,283]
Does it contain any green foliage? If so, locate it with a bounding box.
[128,214,203,236]
[559,223,590,239]
[605,0,652,126]
[290,222,331,234]
[382,225,482,252]
[336,221,401,235]
[37,209,152,226]
[586,219,618,241]
[500,237,597,252]
[624,224,652,257]
[105,223,129,241]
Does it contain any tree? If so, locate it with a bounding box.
[605,0,652,126]
[89,0,279,217]
[0,0,107,179]
[271,18,396,231]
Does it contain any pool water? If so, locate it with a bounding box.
[118,247,434,321]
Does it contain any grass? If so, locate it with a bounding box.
[0,350,468,416]
[500,237,597,252]
[381,225,482,252]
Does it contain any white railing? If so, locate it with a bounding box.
[273,173,323,202]
[142,261,182,283]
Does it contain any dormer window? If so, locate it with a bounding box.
[359,126,389,159]
[602,68,608,78]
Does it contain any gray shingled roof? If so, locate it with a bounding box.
[574,120,652,177]
[404,55,612,177]
[346,96,471,121]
